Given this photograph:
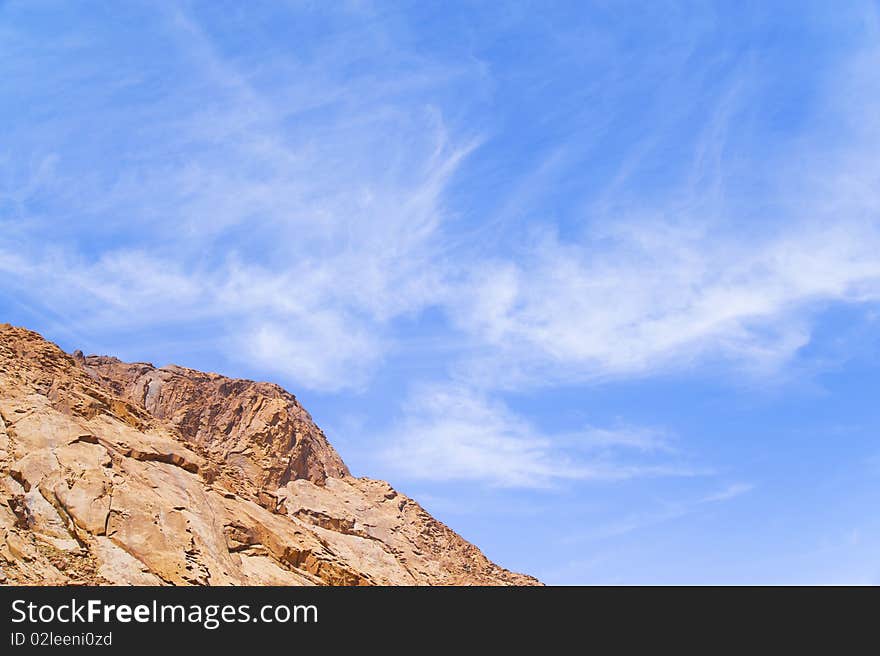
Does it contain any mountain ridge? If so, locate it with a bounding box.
[0,323,539,586]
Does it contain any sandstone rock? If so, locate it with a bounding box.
[0,324,539,586]
[91,536,164,585]
[82,357,349,489]
[4,530,36,561]
[50,470,112,535]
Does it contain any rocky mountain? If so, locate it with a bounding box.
[0,324,538,585]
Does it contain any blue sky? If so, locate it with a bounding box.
[3,1,880,583]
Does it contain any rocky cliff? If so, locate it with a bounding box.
[0,324,538,586]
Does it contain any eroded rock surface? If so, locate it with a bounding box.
[0,324,539,586]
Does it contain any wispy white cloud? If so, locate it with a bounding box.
[4,2,880,400]
[446,36,880,390]
[699,481,754,503]
[0,2,479,390]
[579,481,755,541]
[449,216,880,389]
[378,384,702,488]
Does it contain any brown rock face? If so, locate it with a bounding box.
[81,356,350,490]
[0,324,539,586]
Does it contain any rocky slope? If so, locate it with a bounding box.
[0,324,538,586]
